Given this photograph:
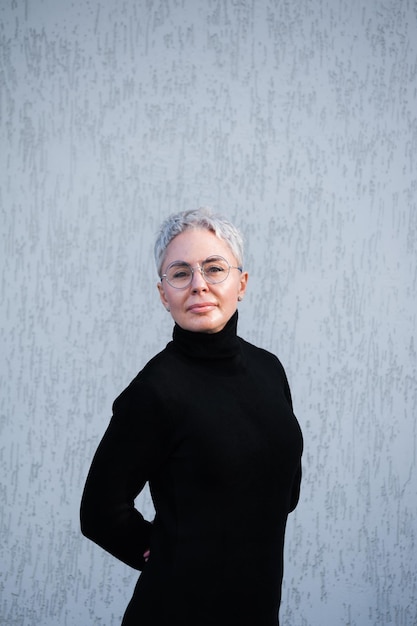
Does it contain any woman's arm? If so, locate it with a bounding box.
[288,460,302,513]
[80,376,170,570]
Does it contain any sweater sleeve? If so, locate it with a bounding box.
[80,375,171,570]
[275,356,303,513]
[288,460,302,512]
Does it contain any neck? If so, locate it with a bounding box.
[172,311,241,361]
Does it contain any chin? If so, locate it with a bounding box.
[181,315,225,334]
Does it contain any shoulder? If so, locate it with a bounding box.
[238,337,285,370]
[108,345,180,437]
[238,337,292,402]
[113,342,186,409]
[113,344,175,410]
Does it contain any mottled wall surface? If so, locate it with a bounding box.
[1,1,416,624]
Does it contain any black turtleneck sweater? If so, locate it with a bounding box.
[80,312,303,626]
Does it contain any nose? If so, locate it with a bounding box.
[191,266,208,292]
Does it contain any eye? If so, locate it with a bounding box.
[205,263,226,275]
[203,257,229,275]
[172,268,191,279]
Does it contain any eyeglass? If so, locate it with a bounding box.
[161,255,242,289]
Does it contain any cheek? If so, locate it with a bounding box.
[159,286,179,311]
[218,284,240,307]
[166,291,184,310]
[227,279,241,297]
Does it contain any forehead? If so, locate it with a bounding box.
[163,228,235,265]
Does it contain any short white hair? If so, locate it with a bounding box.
[154,207,244,276]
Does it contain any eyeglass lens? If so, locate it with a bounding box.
[165,256,230,288]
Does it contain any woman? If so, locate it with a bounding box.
[80,207,303,626]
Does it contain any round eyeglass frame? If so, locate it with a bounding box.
[160,255,243,289]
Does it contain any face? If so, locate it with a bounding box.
[157,228,248,333]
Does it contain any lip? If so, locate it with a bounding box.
[187,302,217,313]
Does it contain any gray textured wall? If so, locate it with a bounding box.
[1,1,416,624]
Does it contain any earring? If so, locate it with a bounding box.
[166,307,171,312]
[238,296,243,302]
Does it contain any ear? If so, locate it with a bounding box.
[157,282,170,310]
[237,271,248,301]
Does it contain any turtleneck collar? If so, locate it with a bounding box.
[171,310,241,361]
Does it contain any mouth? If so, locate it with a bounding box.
[187,302,217,313]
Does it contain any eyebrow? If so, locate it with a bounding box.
[168,255,226,266]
